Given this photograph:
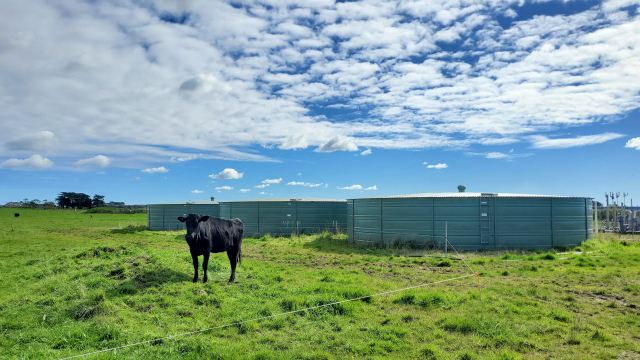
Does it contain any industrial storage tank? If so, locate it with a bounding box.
[347,190,595,250]
[147,201,219,230]
[219,198,347,237]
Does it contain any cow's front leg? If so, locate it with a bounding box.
[227,248,238,283]
[202,252,210,283]
[191,253,199,283]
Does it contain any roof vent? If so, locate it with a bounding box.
[457,185,466,193]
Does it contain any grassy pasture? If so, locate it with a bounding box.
[0,208,639,360]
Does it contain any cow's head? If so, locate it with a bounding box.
[178,214,210,244]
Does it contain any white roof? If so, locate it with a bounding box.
[220,197,346,202]
[351,192,592,199]
[150,201,219,205]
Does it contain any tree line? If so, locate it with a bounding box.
[55,193,106,209]
[4,193,106,209]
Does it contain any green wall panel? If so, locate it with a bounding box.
[349,196,593,250]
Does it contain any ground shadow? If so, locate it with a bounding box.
[302,235,444,257]
[110,224,147,234]
[107,266,191,297]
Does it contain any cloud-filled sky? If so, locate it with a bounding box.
[0,0,639,205]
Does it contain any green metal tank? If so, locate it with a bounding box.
[219,198,347,237]
[347,191,594,250]
[147,201,219,230]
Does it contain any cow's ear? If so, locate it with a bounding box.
[198,216,210,223]
[178,216,186,223]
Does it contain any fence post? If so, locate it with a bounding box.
[445,221,448,259]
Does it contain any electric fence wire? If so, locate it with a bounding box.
[58,274,475,360]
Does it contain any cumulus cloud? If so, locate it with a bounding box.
[360,149,372,156]
[141,166,168,174]
[239,189,250,193]
[287,181,322,187]
[504,9,517,18]
[626,137,640,150]
[262,178,282,184]
[259,192,267,195]
[528,133,625,149]
[209,168,243,179]
[191,190,204,194]
[1,0,639,166]
[215,186,233,190]
[5,131,58,151]
[0,154,53,170]
[338,184,363,190]
[255,184,269,188]
[76,155,111,168]
[315,136,358,153]
[427,163,448,169]
[364,185,378,190]
[179,74,231,95]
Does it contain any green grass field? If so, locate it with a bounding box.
[1,208,639,359]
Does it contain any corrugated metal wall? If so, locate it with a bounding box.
[348,196,594,250]
[219,201,347,236]
[147,203,220,230]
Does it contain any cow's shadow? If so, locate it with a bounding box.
[108,266,191,297]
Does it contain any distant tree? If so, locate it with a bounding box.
[56,192,92,209]
[92,195,106,208]
[43,201,56,209]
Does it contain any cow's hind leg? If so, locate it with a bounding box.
[191,253,199,283]
[227,248,239,283]
[202,252,210,283]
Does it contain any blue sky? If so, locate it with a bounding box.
[0,0,639,206]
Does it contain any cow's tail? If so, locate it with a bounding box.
[237,248,242,266]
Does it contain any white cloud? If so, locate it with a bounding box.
[191,190,204,194]
[179,74,231,95]
[215,186,233,190]
[76,155,111,168]
[0,0,639,167]
[364,185,378,190]
[259,192,267,194]
[360,149,372,156]
[0,154,53,170]
[504,9,518,18]
[239,189,250,193]
[5,131,58,151]
[485,152,509,159]
[528,133,625,149]
[297,173,302,175]
[262,178,282,184]
[141,166,168,174]
[427,163,448,169]
[170,154,200,162]
[315,136,358,153]
[338,184,363,190]
[287,181,323,187]
[255,184,269,188]
[279,135,309,150]
[209,168,243,179]
[625,137,640,150]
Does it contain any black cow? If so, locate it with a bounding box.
[14,213,19,218]
[178,214,243,283]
